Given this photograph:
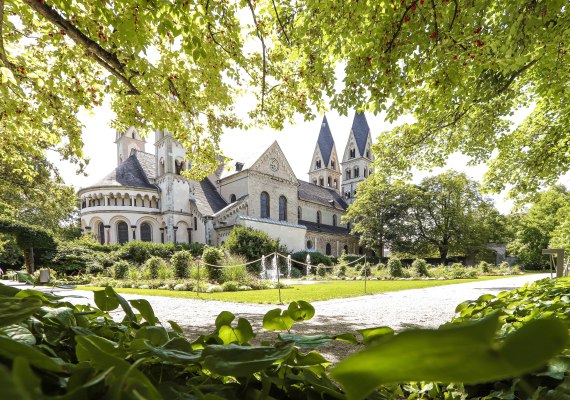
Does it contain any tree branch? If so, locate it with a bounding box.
[430,0,439,44]
[385,4,413,54]
[246,0,267,111]
[0,0,15,70]
[271,0,291,46]
[22,0,140,95]
[497,58,539,94]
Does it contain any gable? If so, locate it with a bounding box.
[250,141,298,184]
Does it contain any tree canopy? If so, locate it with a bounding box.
[1,0,568,194]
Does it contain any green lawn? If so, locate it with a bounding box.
[79,275,517,304]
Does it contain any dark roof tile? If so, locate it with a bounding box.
[317,115,335,166]
[193,178,228,215]
[351,112,370,157]
[298,180,348,210]
[299,220,351,236]
[93,154,156,190]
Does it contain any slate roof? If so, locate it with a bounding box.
[92,153,157,190]
[298,180,348,210]
[351,112,370,157]
[316,115,335,166]
[132,150,156,179]
[238,215,306,229]
[299,220,351,236]
[192,178,228,215]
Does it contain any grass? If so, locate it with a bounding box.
[79,275,518,304]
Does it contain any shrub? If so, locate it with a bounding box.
[206,284,223,293]
[223,226,279,274]
[221,264,248,283]
[118,241,177,264]
[291,251,332,267]
[316,263,327,277]
[175,242,205,257]
[112,260,129,279]
[498,261,511,270]
[145,257,166,279]
[477,261,492,273]
[387,257,403,278]
[189,262,209,281]
[412,259,429,277]
[202,246,223,280]
[157,262,174,279]
[171,250,192,278]
[222,281,240,292]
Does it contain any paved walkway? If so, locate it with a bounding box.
[5,274,548,335]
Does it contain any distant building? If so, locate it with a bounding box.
[78,112,373,256]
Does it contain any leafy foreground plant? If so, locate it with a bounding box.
[0,279,568,399]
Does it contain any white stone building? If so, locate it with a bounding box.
[78,113,373,256]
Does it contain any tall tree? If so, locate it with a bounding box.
[393,170,495,263]
[1,0,568,194]
[342,175,410,257]
[508,185,570,269]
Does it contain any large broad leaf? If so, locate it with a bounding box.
[262,308,295,332]
[43,307,76,328]
[130,299,158,324]
[278,334,332,349]
[135,326,169,346]
[75,336,163,399]
[0,336,66,372]
[215,311,235,329]
[0,283,21,297]
[331,313,568,400]
[142,340,202,364]
[0,362,33,400]
[218,318,255,345]
[105,287,136,322]
[357,326,394,345]
[287,301,315,322]
[93,290,119,312]
[203,344,294,376]
[1,325,36,345]
[0,297,42,328]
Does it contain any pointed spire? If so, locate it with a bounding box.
[317,115,335,166]
[351,111,370,157]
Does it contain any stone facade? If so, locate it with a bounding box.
[79,112,372,256]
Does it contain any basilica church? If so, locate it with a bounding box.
[78,112,374,256]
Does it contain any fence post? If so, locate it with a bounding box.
[276,252,282,304]
[364,255,367,294]
[196,259,201,297]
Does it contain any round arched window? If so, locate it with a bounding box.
[140,222,152,242]
[306,240,313,250]
[326,243,332,255]
[117,221,129,244]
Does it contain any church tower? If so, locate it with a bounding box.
[308,115,341,193]
[341,112,373,204]
[115,127,145,165]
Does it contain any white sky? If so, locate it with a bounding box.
[52,97,517,214]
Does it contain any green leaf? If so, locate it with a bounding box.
[143,341,202,364]
[0,297,42,328]
[135,326,169,346]
[287,301,315,322]
[130,299,158,324]
[1,324,35,345]
[105,287,136,322]
[0,364,30,400]
[203,344,294,376]
[357,326,394,345]
[43,307,76,328]
[0,336,66,372]
[262,308,295,332]
[331,313,568,400]
[215,311,235,329]
[217,317,255,345]
[0,283,21,297]
[278,334,332,349]
[168,320,183,334]
[93,289,119,312]
[333,333,359,344]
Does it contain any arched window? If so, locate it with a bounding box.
[175,159,184,175]
[279,196,287,221]
[140,222,152,242]
[354,166,360,178]
[327,177,332,187]
[347,222,351,232]
[306,240,313,250]
[350,148,356,158]
[159,157,165,175]
[117,221,129,245]
[316,211,321,225]
[359,246,364,255]
[326,243,332,255]
[319,177,324,186]
[260,191,270,218]
[315,159,321,169]
[344,245,349,254]
[98,222,105,245]
[194,217,198,231]
[366,149,370,158]
[230,194,236,203]
[312,179,317,185]
[331,160,335,169]
[298,206,302,220]
[346,169,351,180]
[332,215,337,226]
[364,167,368,178]
[334,179,338,189]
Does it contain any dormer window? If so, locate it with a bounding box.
[349,148,356,158]
[331,160,335,169]
[315,159,322,169]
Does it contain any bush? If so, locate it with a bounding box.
[175,242,205,257]
[223,226,279,274]
[412,259,429,277]
[171,250,192,278]
[118,241,177,264]
[222,281,240,292]
[498,261,511,270]
[387,257,403,278]
[477,261,492,273]
[291,251,332,267]
[145,257,166,279]
[202,246,223,280]
[189,262,209,281]
[112,260,129,279]
[221,265,248,283]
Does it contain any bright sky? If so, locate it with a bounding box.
[52,98,517,214]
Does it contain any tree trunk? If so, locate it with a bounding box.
[23,247,35,273]
[439,246,448,265]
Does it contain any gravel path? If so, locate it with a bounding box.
[5,274,549,361]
